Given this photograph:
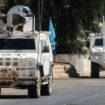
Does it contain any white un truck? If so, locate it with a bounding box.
[0,5,53,98]
[88,22,105,78]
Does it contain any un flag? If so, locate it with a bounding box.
[49,18,56,51]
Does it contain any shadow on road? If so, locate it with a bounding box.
[0,95,29,99]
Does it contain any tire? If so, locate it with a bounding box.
[41,72,53,95]
[91,62,99,78]
[28,85,36,98]
[28,71,41,98]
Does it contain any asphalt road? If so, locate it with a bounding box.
[1,79,105,105]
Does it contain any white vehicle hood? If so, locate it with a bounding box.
[0,52,38,60]
[92,47,103,53]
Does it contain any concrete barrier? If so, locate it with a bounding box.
[54,54,91,77]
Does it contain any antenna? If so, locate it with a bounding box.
[32,14,35,32]
[37,0,44,64]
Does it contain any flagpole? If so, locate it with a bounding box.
[37,0,42,64]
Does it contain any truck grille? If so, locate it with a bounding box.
[0,58,19,67]
[0,58,36,78]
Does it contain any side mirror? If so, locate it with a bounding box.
[86,40,90,48]
[42,46,49,53]
[82,46,89,54]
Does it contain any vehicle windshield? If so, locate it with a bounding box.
[0,39,35,50]
[95,38,103,47]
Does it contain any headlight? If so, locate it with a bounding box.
[19,59,26,67]
[27,59,36,67]
[19,58,36,67]
[27,60,34,67]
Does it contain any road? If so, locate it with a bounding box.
[0,79,105,105]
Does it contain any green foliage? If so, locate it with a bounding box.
[0,0,7,7]
[55,0,105,54]
[56,39,85,54]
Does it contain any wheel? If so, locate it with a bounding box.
[28,85,36,98]
[28,71,41,98]
[41,72,53,95]
[91,62,99,78]
[28,79,41,98]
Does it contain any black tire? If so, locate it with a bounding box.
[91,62,99,78]
[41,73,53,95]
[28,71,41,98]
[28,85,36,98]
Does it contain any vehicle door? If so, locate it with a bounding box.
[41,39,52,76]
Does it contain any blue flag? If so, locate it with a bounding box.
[49,18,56,51]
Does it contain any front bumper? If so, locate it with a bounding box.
[0,78,37,88]
[17,78,36,85]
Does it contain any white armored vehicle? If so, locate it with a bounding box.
[0,5,53,98]
[88,22,105,78]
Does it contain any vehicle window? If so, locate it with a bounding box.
[0,39,35,50]
[95,38,103,46]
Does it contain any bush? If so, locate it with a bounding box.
[56,39,86,54]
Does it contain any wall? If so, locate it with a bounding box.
[54,54,91,77]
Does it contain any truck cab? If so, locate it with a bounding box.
[89,32,105,78]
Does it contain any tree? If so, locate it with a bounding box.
[52,0,105,53]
